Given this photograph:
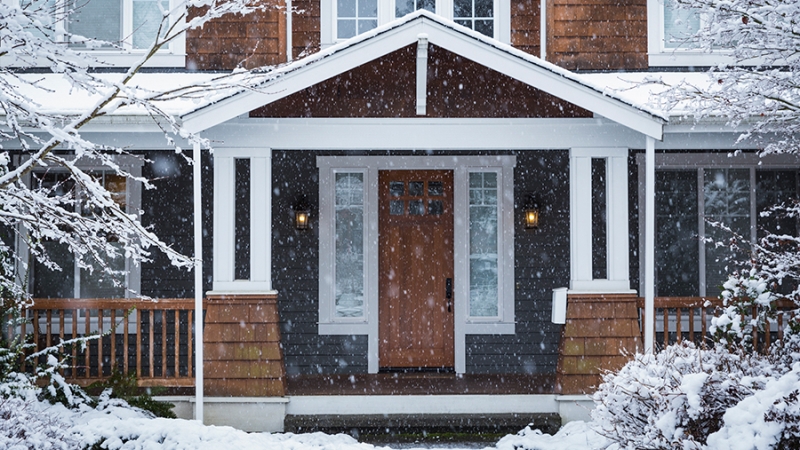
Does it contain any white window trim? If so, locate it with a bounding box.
[636,151,800,296]
[646,0,735,67]
[212,148,273,292]
[569,148,633,293]
[321,0,510,47]
[10,0,186,68]
[317,155,516,374]
[15,155,144,299]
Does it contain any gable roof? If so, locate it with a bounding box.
[181,10,666,139]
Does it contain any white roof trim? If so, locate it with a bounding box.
[181,10,665,139]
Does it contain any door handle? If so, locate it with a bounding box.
[445,278,452,312]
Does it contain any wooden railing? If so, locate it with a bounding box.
[8,298,200,387]
[638,297,796,352]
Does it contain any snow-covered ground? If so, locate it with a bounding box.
[2,392,608,450]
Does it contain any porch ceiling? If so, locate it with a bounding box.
[181,10,665,139]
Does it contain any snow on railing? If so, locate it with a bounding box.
[638,297,796,352]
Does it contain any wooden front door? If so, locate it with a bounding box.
[378,170,454,369]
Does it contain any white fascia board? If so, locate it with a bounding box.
[182,22,425,134]
[202,118,647,149]
[423,27,664,139]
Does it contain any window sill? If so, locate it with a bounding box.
[464,322,515,335]
[318,322,370,335]
[648,51,768,68]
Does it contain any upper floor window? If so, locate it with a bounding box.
[323,0,509,46]
[647,0,735,67]
[18,0,185,67]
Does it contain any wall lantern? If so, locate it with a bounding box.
[523,195,540,230]
[294,196,311,230]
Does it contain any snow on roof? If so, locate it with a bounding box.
[3,12,724,127]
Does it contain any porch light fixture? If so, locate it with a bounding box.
[523,195,540,230]
[294,196,311,230]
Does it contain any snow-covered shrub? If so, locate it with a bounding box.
[711,269,777,351]
[592,342,770,450]
[0,395,80,450]
[706,363,800,450]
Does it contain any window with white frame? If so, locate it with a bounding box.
[647,0,744,66]
[324,0,509,45]
[20,0,184,66]
[639,154,799,298]
[24,158,142,299]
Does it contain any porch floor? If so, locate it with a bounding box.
[285,373,556,396]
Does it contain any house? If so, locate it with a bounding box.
[8,0,800,434]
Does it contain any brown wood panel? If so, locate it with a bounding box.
[546,0,647,69]
[292,0,321,58]
[379,170,454,369]
[251,44,592,118]
[510,0,540,57]
[186,4,286,70]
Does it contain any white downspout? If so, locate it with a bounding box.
[286,0,293,62]
[540,0,546,60]
[644,136,655,352]
[193,141,204,423]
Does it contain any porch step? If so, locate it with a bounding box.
[284,413,561,436]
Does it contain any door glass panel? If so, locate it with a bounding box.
[390,200,404,215]
[469,172,498,317]
[428,181,443,196]
[408,181,423,197]
[704,168,750,297]
[428,200,443,216]
[409,199,424,215]
[390,181,405,196]
[335,173,365,318]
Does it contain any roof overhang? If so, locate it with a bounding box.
[181,11,665,140]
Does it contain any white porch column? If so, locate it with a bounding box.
[192,141,204,423]
[644,136,656,352]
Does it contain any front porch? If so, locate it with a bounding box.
[8,293,794,432]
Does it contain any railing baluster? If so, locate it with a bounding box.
[174,310,179,378]
[162,310,167,378]
[84,308,90,379]
[72,309,77,377]
[149,310,154,378]
[663,308,669,348]
[752,306,758,353]
[778,312,784,342]
[110,309,116,373]
[676,308,682,343]
[98,308,104,378]
[45,309,52,349]
[123,309,129,376]
[188,310,193,378]
[59,310,65,376]
[136,308,142,379]
[688,307,695,344]
[701,306,708,348]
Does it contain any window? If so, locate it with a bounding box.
[468,172,498,317]
[22,157,143,299]
[322,0,510,46]
[647,0,732,66]
[19,0,184,66]
[334,172,365,318]
[640,154,799,297]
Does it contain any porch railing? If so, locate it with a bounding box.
[7,298,200,387]
[637,297,796,352]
